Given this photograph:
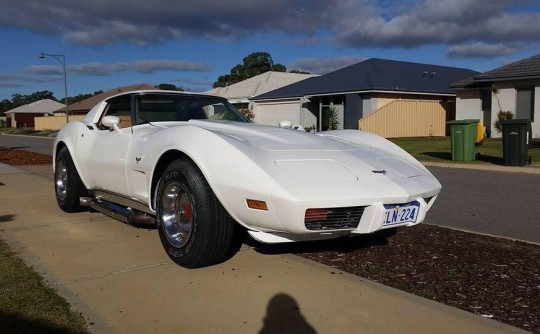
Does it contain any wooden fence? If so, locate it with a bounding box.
[34,115,86,130]
[359,99,451,138]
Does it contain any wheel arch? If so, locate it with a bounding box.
[150,149,197,210]
[53,140,68,171]
[53,137,89,189]
[54,140,67,156]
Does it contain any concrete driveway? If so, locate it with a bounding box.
[0,163,525,333]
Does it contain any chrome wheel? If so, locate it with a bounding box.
[55,159,68,201]
[161,182,194,248]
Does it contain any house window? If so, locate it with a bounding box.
[516,87,534,121]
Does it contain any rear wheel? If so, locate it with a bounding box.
[54,147,87,212]
[155,158,235,268]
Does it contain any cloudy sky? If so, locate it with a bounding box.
[1,0,540,100]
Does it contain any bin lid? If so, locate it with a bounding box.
[446,119,480,125]
[500,119,531,125]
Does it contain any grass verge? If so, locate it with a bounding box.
[0,127,58,137]
[0,237,89,333]
[391,137,540,164]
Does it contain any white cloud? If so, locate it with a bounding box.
[26,59,211,76]
[0,73,62,89]
[447,42,526,58]
[0,0,539,58]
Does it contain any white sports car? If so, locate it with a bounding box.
[53,90,441,268]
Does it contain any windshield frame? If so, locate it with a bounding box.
[131,92,251,125]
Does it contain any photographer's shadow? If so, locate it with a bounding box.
[259,293,316,334]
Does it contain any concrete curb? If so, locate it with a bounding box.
[0,133,56,139]
[423,161,540,174]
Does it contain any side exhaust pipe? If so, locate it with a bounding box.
[80,197,155,225]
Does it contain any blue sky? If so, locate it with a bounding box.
[1,0,540,100]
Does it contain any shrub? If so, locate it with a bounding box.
[493,111,514,133]
[322,106,339,131]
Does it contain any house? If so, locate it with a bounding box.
[252,58,478,137]
[53,83,156,116]
[452,54,540,138]
[35,83,156,130]
[207,71,317,116]
[4,99,64,128]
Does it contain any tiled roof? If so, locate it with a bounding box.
[5,99,65,114]
[207,71,317,102]
[55,83,156,113]
[474,54,540,80]
[253,58,478,100]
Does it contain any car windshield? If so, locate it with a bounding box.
[134,94,249,125]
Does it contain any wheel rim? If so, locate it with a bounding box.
[161,182,194,248]
[55,159,68,201]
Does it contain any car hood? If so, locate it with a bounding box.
[183,120,427,180]
[187,120,363,151]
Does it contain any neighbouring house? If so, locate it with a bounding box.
[53,83,156,116]
[252,58,478,137]
[452,54,540,138]
[206,71,317,117]
[4,99,64,128]
[36,83,156,130]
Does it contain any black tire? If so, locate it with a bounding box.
[54,147,88,212]
[155,158,235,268]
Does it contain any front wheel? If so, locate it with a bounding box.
[54,147,87,212]
[155,158,235,268]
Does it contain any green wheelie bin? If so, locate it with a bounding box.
[446,119,479,161]
[501,119,532,166]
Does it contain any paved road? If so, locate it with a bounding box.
[0,134,54,155]
[426,166,540,243]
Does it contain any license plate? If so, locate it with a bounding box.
[383,201,420,226]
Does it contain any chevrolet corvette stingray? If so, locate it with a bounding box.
[53,90,441,268]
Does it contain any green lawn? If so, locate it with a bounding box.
[0,127,58,137]
[0,238,89,333]
[390,137,540,165]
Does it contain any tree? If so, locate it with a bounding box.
[156,83,184,91]
[289,70,311,74]
[491,84,515,133]
[213,52,287,88]
[67,90,104,104]
[0,91,57,115]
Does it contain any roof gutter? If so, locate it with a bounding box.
[253,89,455,102]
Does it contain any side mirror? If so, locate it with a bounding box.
[102,115,121,132]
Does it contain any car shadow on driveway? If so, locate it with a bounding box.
[244,229,395,256]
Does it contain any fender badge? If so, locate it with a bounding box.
[372,170,387,175]
[135,157,142,163]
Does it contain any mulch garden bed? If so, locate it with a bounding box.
[0,147,52,165]
[255,225,540,333]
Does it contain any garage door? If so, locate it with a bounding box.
[14,113,36,128]
[254,100,300,126]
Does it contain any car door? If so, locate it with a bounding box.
[76,95,133,195]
